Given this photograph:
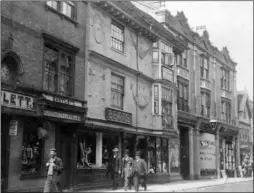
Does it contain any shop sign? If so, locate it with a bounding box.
[9,120,18,135]
[199,133,216,170]
[1,90,34,110]
[162,66,174,82]
[43,110,82,121]
[42,94,84,108]
[105,108,132,125]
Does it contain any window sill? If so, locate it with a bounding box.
[20,173,45,180]
[45,4,79,27]
[221,88,232,93]
[110,47,126,57]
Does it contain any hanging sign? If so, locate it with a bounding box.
[9,120,18,135]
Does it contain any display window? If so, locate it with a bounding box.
[147,136,156,174]
[156,137,162,173]
[21,119,44,176]
[123,134,136,158]
[162,138,169,173]
[169,137,180,173]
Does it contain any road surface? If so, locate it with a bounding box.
[185,180,253,192]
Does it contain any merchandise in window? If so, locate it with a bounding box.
[147,137,156,174]
[169,138,180,173]
[47,1,75,19]
[102,134,119,168]
[43,45,74,96]
[162,139,169,173]
[123,134,136,158]
[77,132,96,169]
[21,120,43,176]
[156,138,162,173]
[111,74,124,109]
[111,21,124,52]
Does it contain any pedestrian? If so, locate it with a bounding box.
[43,148,63,193]
[121,149,133,191]
[132,151,147,192]
[108,147,121,190]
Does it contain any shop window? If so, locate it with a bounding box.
[201,91,211,118]
[147,137,156,174]
[124,134,136,158]
[161,87,173,128]
[156,138,162,173]
[169,138,180,173]
[21,120,44,176]
[136,136,147,160]
[111,73,124,110]
[102,134,119,168]
[77,132,96,168]
[46,1,76,19]
[152,51,159,63]
[43,45,74,96]
[111,21,124,52]
[162,139,169,173]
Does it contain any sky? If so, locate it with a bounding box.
[165,1,253,100]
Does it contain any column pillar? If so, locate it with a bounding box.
[235,136,240,169]
[194,128,200,179]
[189,127,194,180]
[96,132,102,166]
[215,132,220,179]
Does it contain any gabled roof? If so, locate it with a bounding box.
[237,91,252,118]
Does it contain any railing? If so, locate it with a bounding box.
[200,78,211,90]
[176,65,189,80]
[221,89,231,99]
[162,114,173,129]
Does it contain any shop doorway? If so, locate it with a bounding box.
[179,127,190,179]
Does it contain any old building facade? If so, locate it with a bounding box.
[133,1,240,180]
[1,1,88,192]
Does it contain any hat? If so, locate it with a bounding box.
[136,151,141,157]
[124,149,130,155]
[49,148,57,152]
[112,147,119,152]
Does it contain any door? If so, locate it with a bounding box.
[180,128,190,179]
[59,130,72,190]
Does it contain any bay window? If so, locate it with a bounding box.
[153,85,159,114]
[161,87,173,128]
[161,42,173,67]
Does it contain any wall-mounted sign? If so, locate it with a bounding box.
[42,110,82,122]
[162,66,174,82]
[105,108,132,125]
[9,120,18,135]
[199,133,216,170]
[1,90,34,110]
[42,94,85,108]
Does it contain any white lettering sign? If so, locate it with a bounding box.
[1,90,34,110]
[42,94,83,107]
[199,133,216,170]
[43,110,82,121]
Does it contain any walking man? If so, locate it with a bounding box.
[132,151,147,192]
[121,149,133,191]
[43,148,63,193]
[108,147,121,190]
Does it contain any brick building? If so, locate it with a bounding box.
[1,1,88,192]
[133,1,241,179]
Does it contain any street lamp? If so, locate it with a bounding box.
[209,119,218,131]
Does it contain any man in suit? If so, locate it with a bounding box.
[108,147,121,190]
[132,151,147,192]
[43,148,63,193]
[121,149,133,191]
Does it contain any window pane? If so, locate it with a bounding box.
[60,53,73,96]
[153,51,159,62]
[169,138,180,173]
[161,53,165,64]
[63,1,74,18]
[148,137,156,174]
[111,74,124,109]
[156,138,162,173]
[111,22,124,52]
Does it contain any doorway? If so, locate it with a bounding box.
[179,127,190,179]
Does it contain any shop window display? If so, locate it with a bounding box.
[77,132,96,169]
[169,138,180,173]
[147,137,156,174]
[156,137,162,173]
[162,138,169,173]
[21,120,43,176]
[124,134,136,158]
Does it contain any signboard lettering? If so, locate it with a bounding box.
[1,90,34,110]
[9,120,18,135]
[42,94,84,108]
[43,110,82,121]
[199,133,216,170]
[105,108,132,125]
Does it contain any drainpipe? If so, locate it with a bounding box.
[135,32,141,156]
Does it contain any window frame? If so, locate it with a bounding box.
[154,85,159,114]
[42,44,75,96]
[111,73,125,110]
[201,91,211,118]
[161,87,173,128]
[221,68,230,91]
[200,55,209,80]
[177,80,189,112]
[221,100,231,124]
[111,21,125,53]
[46,1,77,20]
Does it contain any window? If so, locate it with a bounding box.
[201,92,211,117]
[221,100,231,124]
[111,74,124,109]
[156,138,162,173]
[221,68,230,90]
[177,81,189,112]
[123,134,136,158]
[147,137,156,174]
[169,138,180,173]
[111,21,124,52]
[160,42,172,66]
[152,41,159,48]
[21,120,43,176]
[47,1,75,19]
[43,45,74,96]
[77,132,96,168]
[152,51,159,63]
[200,56,209,80]
[161,87,173,128]
[154,85,159,114]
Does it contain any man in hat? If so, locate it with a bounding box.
[121,149,133,191]
[108,147,121,190]
[43,148,63,193]
[132,151,147,192]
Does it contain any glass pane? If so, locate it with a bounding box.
[153,51,159,62]
[156,138,162,173]
[147,137,156,174]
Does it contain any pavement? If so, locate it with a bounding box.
[79,177,254,192]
